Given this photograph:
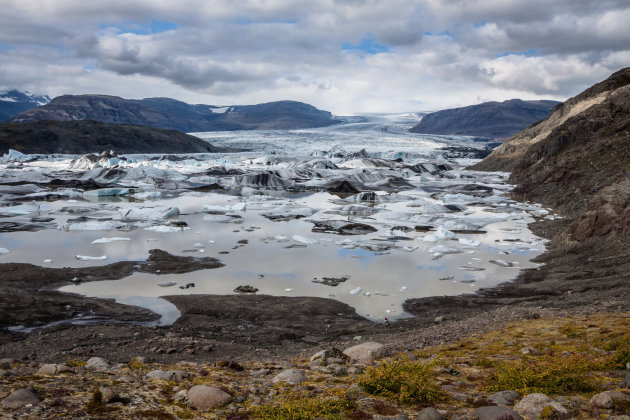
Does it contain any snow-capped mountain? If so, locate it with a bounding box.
[0,90,51,122]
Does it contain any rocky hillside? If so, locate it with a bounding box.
[410,99,558,139]
[0,120,230,154]
[9,95,337,132]
[0,90,51,122]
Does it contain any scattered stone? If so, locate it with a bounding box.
[99,387,119,403]
[0,358,16,369]
[37,364,71,375]
[513,393,568,419]
[174,390,188,403]
[623,370,630,388]
[488,390,521,406]
[146,370,190,382]
[234,285,259,294]
[591,391,630,409]
[250,368,270,377]
[85,357,112,371]
[470,406,523,420]
[1,386,40,409]
[187,385,232,410]
[519,347,540,355]
[416,407,443,420]
[312,276,350,286]
[343,342,388,366]
[271,369,306,385]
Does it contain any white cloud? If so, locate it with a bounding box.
[0,0,628,113]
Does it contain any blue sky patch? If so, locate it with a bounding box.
[100,20,178,35]
[0,42,13,51]
[496,49,540,58]
[342,34,389,54]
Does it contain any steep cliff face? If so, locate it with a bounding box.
[9,95,337,132]
[472,67,630,243]
[410,99,558,139]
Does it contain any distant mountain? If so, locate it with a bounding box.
[410,99,559,139]
[10,95,337,132]
[0,120,231,155]
[0,90,51,121]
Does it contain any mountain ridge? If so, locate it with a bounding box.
[9,95,337,132]
[410,98,559,139]
[0,90,51,122]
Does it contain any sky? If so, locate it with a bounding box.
[1,0,629,114]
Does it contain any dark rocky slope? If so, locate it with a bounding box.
[10,95,336,132]
[0,120,230,154]
[0,90,51,122]
[430,68,630,320]
[410,99,558,139]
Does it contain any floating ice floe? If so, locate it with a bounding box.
[203,214,239,223]
[0,247,10,254]
[91,237,131,244]
[0,201,50,217]
[284,288,294,292]
[0,149,30,162]
[64,221,126,231]
[158,281,177,287]
[120,206,180,220]
[489,259,514,267]
[399,246,418,252]
[43,259,52,263]
[144,225,191,232]
[203,202,246,213]
[132,191,163,200]
[75,255,107,261]
[83,188,133,198]
[349,287,362,295]
[458,238,481,247]
[292,234,318,245]
[261,206,316,221]
[428,244,463,254]
[422,226,455,242]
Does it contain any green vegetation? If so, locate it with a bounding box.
[358,360,443,405]
[249,391,357,419]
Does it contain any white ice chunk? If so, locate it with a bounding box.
[428,245,463,254]
[203,202,246,213]
[43,259,53,263]
[132,191,163,200]
[458,238,481,247]
[349,287,362,295]
[158,281,177,287]
[292,234,318,245]
[284,288,294,292]
[144,225,191,232]
[91,237,131,244]
[0,247,10,254]
[120,206,180,220]
[0,201,50,217]
[75,255,107,261]
[64,221,126,231]
[83,188,133,198]
[0,149,29,162]
[399,246,418,252]
[422,226,455,242]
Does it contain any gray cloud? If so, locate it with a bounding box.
[0,0,628,112]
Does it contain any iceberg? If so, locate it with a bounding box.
[422,226,455,242]
[292,234,318,245]
[0,247,10,254]
[458,238,481,247]
[120,206,180,220]
[203,202,246,213]
[144,225,191,232]
[83,188,133,198]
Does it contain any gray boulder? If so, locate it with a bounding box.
[37,364,71,375]
[470,406,524,420]
[417,407,443,420]
[187,385,232,410]
[1,386,40,409]
[513,393,568,419]
[85,357,112,371]
[590,391,630,409]
[271,369,306,385]
[146,369,190,382]
[487,390,521,406]
[343,341,388,365]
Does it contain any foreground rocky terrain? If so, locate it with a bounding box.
[10,95,337,132]
[410,99,558,139]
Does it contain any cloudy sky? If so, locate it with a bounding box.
[1,0,629,114]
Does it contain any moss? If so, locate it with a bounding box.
[66,356,86,367]
[133,409,177,419]
[484,355,598,395]
[128,357,149,372]
[85,388,119,414]
[358,359,443,405]
[249,392,357,419]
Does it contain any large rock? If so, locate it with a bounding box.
[271,369,306,385]
[1,386,40,409]
[85,357,112,371]
[590,391,630,409]
[488,390,521,406]
[513,393,568,419]
[37,364,71,375]
[470,406,523,420]
[343,342,388,365]
[416,407,443,420]
[187,385,232,410]
[623,370,630,388]
[146,369,190,382]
